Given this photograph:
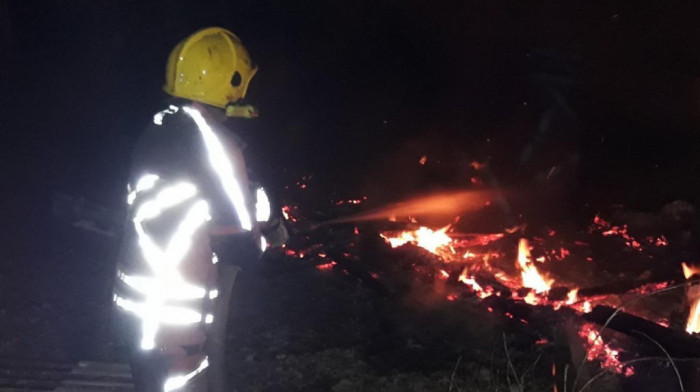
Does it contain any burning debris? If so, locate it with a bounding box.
[276,181,700,386]
[516,238,553,295]
[380,226,453,256]
[682,262,700,334]
[578,323,633,376]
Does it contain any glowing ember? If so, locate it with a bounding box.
[469,161,487,170]
[655,236,668,247]
[581,301,592,313]
[335,198,364,205]
[419,155,428,165]
[381,226,452,255]
[566,288,579,305]
[590,215,667,251]
[516,239,553,294]
[682,262,700,334]
[535,338,549,345]
[522,291,543,306]
[316,261,337,271]
[281,205,299,223]
[579,323,632,375]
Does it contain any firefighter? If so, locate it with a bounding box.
[113,27,288,392]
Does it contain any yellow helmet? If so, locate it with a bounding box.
[164,27,258,108]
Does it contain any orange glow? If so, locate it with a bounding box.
[381,226,452,255]
[419,155,428,165]
[469,161,487,170]
[516,239,553,294]
[682,262,700,279]
[458,266,485,295]
[522,291,543,306]
[326,189,493,224]
[682,262,700,334]
[579,323,632,375]
[439,269,450,280]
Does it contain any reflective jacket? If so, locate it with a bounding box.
[113,100,278,360]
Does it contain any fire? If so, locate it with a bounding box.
[682,262,700,334]
[381,226,453,255]
[579,323,632,375]
[566,288,579,305]
[516,239,553,294]
[458,266,493,298]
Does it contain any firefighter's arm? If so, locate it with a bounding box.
[208,225,247,236]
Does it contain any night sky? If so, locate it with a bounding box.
[2,0,700,246]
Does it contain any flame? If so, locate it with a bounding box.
[381,226,452,255]
[566,288,579,305]
[517,239,553,294]
[682,262,700,279]
[374,212,675,325]
[682,262,700,334]
[458,266,491,298]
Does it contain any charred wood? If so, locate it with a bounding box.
[583,305,700,358]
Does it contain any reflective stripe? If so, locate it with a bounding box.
[135,182,197,222]
[127,174,160,205]
[260,236,268,252]
[114,296,204,325]
[255,187,271,222]
[163,357,209,392]
[182,106,253,230]
[118,272,207,300]
[153,105,179,125]
[128,181,212,350]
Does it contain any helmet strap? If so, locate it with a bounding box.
[225,102,258,119]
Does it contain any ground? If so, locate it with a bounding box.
[0,210,547,392]
[0,185,696,392]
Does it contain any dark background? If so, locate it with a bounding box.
[3,0,700,206]
[1,1,700,360]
